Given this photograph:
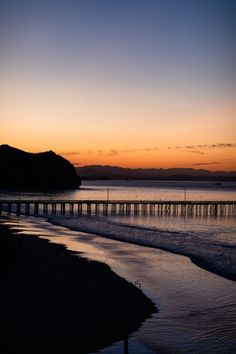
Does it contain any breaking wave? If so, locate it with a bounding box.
[49,214,236,281]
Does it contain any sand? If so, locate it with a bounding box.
[0,220,156,354]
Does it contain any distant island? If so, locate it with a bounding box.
[77,165,236,182]
[0,145,81,190]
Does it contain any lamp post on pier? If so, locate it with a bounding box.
[107,187,110,202]
[184,188,187,202]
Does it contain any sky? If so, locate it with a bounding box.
[0,0,236,170]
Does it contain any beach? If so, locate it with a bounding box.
[0,220,156,354]
[0,181,236,353]
[49,214,236,282]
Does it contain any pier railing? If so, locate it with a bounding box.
[0,200,235,217]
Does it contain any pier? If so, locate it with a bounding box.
[0,200,235,217]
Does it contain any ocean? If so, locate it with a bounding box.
[1,180,236,353]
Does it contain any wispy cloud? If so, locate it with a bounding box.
[107,149,119,156]
[61,147,159,157]
[173,149,205,155]
[193,161,221,166]
[144,147,158,152]
[186,150,204,155]
[123,149,138,153]
[99,147,159,156]
[168,146,181,150]
[168,143,236,150]
[60,151,80,156]
[209,143,236,148]
[185,143,236,149]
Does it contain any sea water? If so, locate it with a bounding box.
[1,180,236,353]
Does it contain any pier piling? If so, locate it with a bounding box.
[0,199,235,217]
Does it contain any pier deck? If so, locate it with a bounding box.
[0,199,235,216]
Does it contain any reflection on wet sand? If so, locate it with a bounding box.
[8,216,236,354]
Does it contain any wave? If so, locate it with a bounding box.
[48,215,236,282]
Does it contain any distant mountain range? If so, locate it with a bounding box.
[77,165,236,181]
[0,145,81,189]
[1,145,235,185]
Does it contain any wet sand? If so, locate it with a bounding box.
[31,217,236,353]
[0,220,156,354]
[49,215,236,282]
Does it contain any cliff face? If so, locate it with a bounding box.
[0,145,81,189]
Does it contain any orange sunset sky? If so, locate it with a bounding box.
[1,1,235,171]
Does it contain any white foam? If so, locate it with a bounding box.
[49,215,236,279]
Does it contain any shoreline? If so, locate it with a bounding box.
[48,215,236,283]
[0,219,156,354]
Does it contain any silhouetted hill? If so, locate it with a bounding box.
[77,165,236,181]
[0,145,81,189]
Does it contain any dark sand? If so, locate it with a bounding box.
[0,220,156,354]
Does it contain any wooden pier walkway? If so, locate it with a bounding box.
[0,199,235,217]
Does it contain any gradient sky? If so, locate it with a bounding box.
[1,0,236,170]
